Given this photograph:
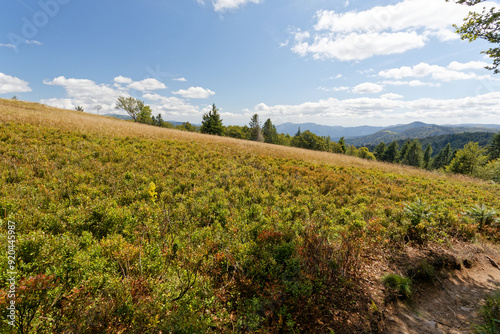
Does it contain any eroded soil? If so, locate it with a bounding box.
[384,242,500,333]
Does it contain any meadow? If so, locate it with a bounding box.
[0,98,499,333]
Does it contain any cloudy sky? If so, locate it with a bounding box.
[1,0,500,126]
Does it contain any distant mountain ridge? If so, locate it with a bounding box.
[275,121,500,145]
[347,122,499,146]
[275,122,384,139]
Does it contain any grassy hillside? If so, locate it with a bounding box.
[0,99,499,333]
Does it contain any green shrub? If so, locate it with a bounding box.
[475,291,500,334]
[465,204,498,228]
[382,274,412,300]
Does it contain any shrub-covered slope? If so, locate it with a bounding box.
[0,99,499,333]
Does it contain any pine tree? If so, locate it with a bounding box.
[201,104,224,136]
[262,118,278,144]
[382,141,399,163]
[338,137,347,154]
[398,140,411,163]
[374,142,386,160]
[433,143,452,170]
[249,114,264,142]
[401,141,423,167]
[423,144,433,169]
[488,132,500,160]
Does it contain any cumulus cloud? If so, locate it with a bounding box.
[114,76,133,84]
[128,78,166,91]
[292,32,426,61]
[381,79,441,87]
[381,93,404,100]
[42,76,126,112]
[212,0,261,12]
[173,77,187,82]
[318,86,350,92]
[291,0,496,61]
[143,93,202,116]
[0,73,31,94]
[378,62,494,82]
[172,86,215,99]
[245,92,500,124]
[41,76,204,120]
[352,82,383,94]
[447,60,490,71]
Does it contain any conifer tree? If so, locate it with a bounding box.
[338,137,347,154]
[423,144,433,169]
[249,114,264,142]
[262,118,278,144]
[488,132,500,160]
[382,141,399,163]
[201,104,224,136]
[401,141,423,167]
[374,142,386,160]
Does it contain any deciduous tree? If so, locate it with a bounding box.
[451,0,500,73]
[115,97,145,121]
[446,141,488,175]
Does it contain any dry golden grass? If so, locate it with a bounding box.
[0,98,493,186]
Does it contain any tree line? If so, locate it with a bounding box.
[115,97,500,182]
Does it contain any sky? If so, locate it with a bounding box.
[1,0,500,127]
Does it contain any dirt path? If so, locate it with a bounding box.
[385,243,500,334]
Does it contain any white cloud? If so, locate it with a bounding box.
[173,77,187,82]
[294,31,310,42]
[143,93,202,116]
[39,98,76,110]
[352,82,383,94]
[381,79,441,87]
[128,78,166,91]
[41,76,207,121]
[447,60,490,71]
[378,62,494,82]
[212,0,261,12]
[318,86,350,92]
[114,76,133,84]
[245,91,500,124]
[25,40,42,45]
[42,76,126,112]
[172,86,215,99]
[292,31,426,61]
[0,73,31,94]
[381,93,404,100]
[291,0,496,61]
[0,43,16,49]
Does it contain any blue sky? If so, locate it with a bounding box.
[1,0,500,126]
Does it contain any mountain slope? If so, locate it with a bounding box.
[0,99,499,333]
